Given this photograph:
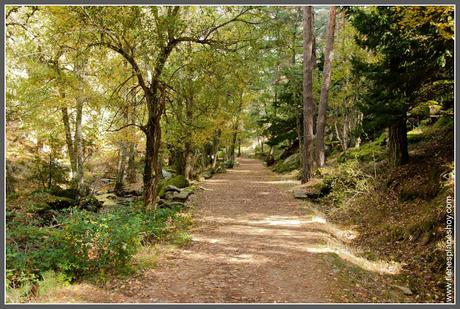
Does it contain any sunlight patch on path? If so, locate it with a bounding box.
[252,180,300,184]
[306,243,402,275]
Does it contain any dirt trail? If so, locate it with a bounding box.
[134,158,340,303]
[40,158,408,303]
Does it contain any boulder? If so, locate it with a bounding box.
[164,191,175,201]
[100,178,114,184]
[79,195,103,212]
[293,187,322,201]
[202,169,213,179]
[156,199,166,206]
[158,175,190,198]
[162,169,172,179]
[50,188,81,201]
[172,188,194,202]
[165,185,181,193]
[215,166,226,174]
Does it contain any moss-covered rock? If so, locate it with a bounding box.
[79,195,103,212]
[202,169,213,179]
[157,175,190,198]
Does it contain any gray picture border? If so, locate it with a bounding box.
[1,0,458,308]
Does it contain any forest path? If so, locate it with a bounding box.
[119,157,340,303]
[40,158,407,303]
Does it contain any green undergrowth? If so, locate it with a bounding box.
[315,120,453,302]
[6,199,192,303]
[272,152,300,173]
[337,133,386,163]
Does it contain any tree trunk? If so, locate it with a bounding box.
[388,118,409,166]
[301,6,315,183]
[184,141,193,180]
[211,128,221,169]
[47,152,52,189]
[237,138,241,157]
[127,143,137,183]
[115,142,129,195]
[143,111,162,208]
[229,130,238,163]
[342,112,349,151]
[334,119,344,151]
[315,6,336,167]
[61,107,77,179]
[229,95,243,163]
[183,88,194,180]
[74,94,84,192]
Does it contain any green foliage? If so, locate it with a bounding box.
[36,270,70,298]
[273,152,300,173]
[322,160,374,208]
[259,66,302,147]
[6,203,190,296]
[223,160,235,169]
[338,134,386,163]
[58,209,142,278]
[349,6,454,134]
[30,156,69,190]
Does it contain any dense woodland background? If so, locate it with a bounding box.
[5,5,454,303]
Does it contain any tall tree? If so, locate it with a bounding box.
[301,6,315,183]
[79,7,257,207]
[315,6,336,167]
[349,6,453,166]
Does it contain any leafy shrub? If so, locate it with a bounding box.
[36,270,70,297]
[322,160,374,208]
[6,195,191,300]
[58,209,142,278]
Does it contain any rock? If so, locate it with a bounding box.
[156,199,166,205]
[392,285,413,295]
[293,187,322,201]
[100,178,114,184]
[118,189,143,197]
[158,201,186,209]
[165,185,181,193]
[46,197,77,210]
[215,166,226,174]
[79,195,103,212]
[162,169,172,179]
[293,190,308,199]
[50,188,81,201]
[164,191,175,200]
[202,169,213,179]
[172,188,194,202]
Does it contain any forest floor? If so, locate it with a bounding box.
[35,158,415,303]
